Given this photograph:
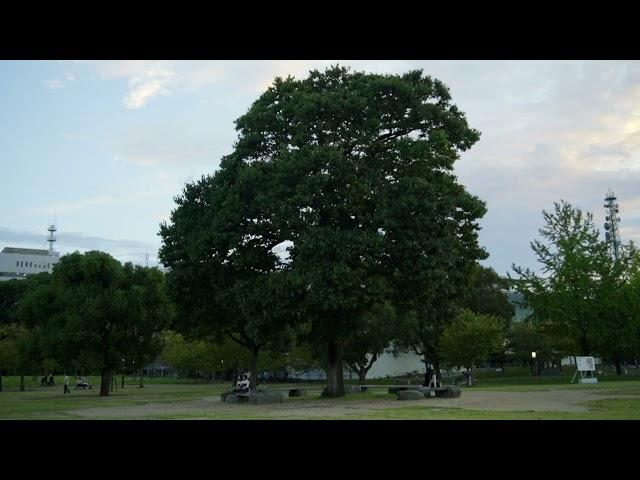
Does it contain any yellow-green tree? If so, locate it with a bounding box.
[440,310,504,386]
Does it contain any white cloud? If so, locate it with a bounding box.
[25,190,159,215]
[115,123,228,168]
[87,61,225,109]
[123,66,175,109]
[45,72,76,90]
[45,78,65,89]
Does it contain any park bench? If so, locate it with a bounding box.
[451,375,468,385]
[75,380,92,390]
[387,385,462,399]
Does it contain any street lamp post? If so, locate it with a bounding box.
[531,352,537,376]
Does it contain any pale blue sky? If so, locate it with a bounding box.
[1,60,639,275]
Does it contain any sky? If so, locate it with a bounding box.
[1,60,639,276]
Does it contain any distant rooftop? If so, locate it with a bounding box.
[1,247,50,256]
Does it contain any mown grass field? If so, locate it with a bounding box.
[2,370,640,420]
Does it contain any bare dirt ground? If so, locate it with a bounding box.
[65,388,635,419]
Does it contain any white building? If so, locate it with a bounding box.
[365,348,425,379]
[0,224,60,281]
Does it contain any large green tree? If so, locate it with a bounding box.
[512,201,608,355]
[18,251,172,396]
[512,201,640,374]
[160,66,486,396]
[233,66,486,396]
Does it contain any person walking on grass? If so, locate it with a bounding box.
[63,373,70,394]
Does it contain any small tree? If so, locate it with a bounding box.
[343,302,396,385]
[440,310,504,386]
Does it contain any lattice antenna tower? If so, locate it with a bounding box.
[603,189,622,261]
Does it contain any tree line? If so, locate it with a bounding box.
[2,67,638,397]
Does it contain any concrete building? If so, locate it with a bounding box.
[0,224,60,281]
[507,290,533,322]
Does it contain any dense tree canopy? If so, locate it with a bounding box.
[463,264,515,323]
[18,251,173,395]
[160,66,487,396]
[159,157,298,388]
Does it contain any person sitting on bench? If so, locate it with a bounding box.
[233,373,250,394]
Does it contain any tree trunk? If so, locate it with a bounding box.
[99,369,111,396]
[20,374,25,392]
[358,369,367,385]
[325,340,345,397]
[423,353,431,386]
[250,347,259,390]
[433,356,441,384]
[579,335,590,356]
[100,331,111,396]
[0,371,3,392]
[139,369,144,388]
[614,357,622,376]
[121,374,124,389]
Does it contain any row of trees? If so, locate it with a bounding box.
[5,67,635,398]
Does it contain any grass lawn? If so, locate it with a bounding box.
[2,373,640,420]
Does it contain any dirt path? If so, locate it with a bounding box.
[64,388,637,419]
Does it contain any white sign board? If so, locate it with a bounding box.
[576,356,595,372]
